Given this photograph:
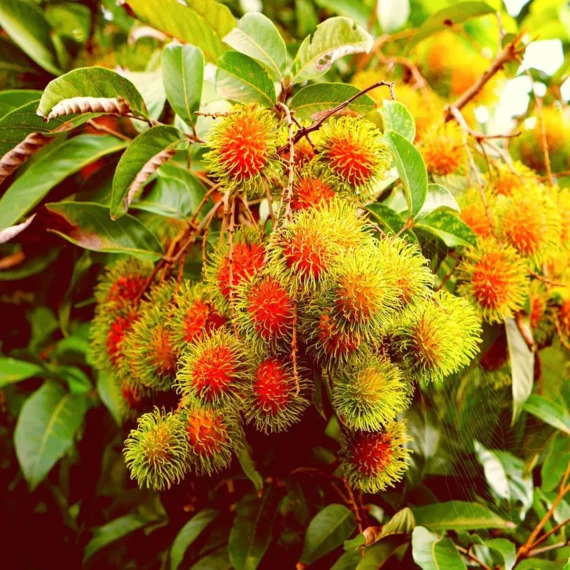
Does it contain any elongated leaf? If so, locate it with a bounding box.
[0,0,61,75]
[96,372,123,426]
[365,203,418,244]
[410,2,496,47]
[506,317,535,424]
[290,83,375,120]
[38,67,148,120]
[0,135,125,232]
[0,90,42,119]
[44,202,163,260]
[125,0,235,63]
[163,43,204,129]
[524,394,570,435]
[291,17,373,85]
[542,433,570,492]
[237,444,264,492]
[0,248,59,280]
[229,488,280,570]
[412,502,513,531]
[216,52,276,108]
[171,509,218,570]
[0,357,43,388]
[0,38,42,77]
[415,209,476,247]
[417,184,460,218]
[380,101,415,142]
[412,527,467,570]
[385,130,427,218]
[190,547,231,570]
[14,381,87,490]
[111,125,186,218]
[84,513,161,562]
[223,13,287,80]
[300,504,357,564]
[485,538,516,570]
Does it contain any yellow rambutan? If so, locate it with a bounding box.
[421,122,466,176]
[493,161,538,197]
[458,187,496,238]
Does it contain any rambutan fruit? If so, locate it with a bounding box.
[556,188,570,247]
[450,56,502,104]
[394,291,481,382]
[424,31,465,80]
[458,238,529,324]
[176,329,250,408]
[122,281,178,391]
[204,104,282,197]
[291,167,336,212]
[316,117,391,199]
[459,187,497,238]
[170,281,227,352]
[341,420,411,493]
[124,407,189,491]
[184,400,244,475]
[493,161,538,197]
[421,122,466,176]
[528,281,554,346]
[498,186,562,263]
[244,356,309,433]
[333,354,411,432]
[235,272,295,349]
[375,237,434,306]
[94,258,153,308]
[204,227,266,312]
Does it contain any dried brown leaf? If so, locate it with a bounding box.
[0,133,54,185]
[44,96,131,120]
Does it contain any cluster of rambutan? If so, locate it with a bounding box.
[457,161,570,346]
[90,104,481,494]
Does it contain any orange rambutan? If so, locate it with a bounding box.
[459,187,496,238]
[421,122,466,176]
[459,238,529,324]
[204,104,282,196]
[94,258,153,307]
[493,161,537,197]
[291,170,336,211]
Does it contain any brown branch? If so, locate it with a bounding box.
[527,540,570,557]
[0,250,25,270]
[515,313,536,353]
[86,120,132,142]
[276,102,296,224]
[526,517,570,552]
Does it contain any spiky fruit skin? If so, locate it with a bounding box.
[124,407,189,491]
[122,282,178,392]
[183,400,244,475]
[235,273,295,350]
[244,356,309,433]
[171,281,227,352]
[493,161,538,197]
[341,421,411,493]
[176,329,250,408]
[204,227,266,313]
[394,291,481,382]
[291,168,336,212]
[459,188,496,239]
[333,354,411,431]
[421,123,466,176]
[459,238,529,324]
[316,117,391,199]
[94,258,153,307]
[528,282,554,346]
[204,104,282,197]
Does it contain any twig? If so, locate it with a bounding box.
[0,250,25,270]
[528,540,569,557]
[525,517,570,552]
[391,217,414,241]
[276,102,296,224]
[455,545,492,570]
[264,179,276,225]
[86,120,132,141]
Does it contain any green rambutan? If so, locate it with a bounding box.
[176,329,250,408]
[204,104,282,197]
[124,407,189,491]
[341,420,411,493]
[394,291,481,382]
[184,400,244,475]
[244,355,309,433]
[333,354,411,431]
[316,116,391,199]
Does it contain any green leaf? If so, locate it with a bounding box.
[14,381,87,491]
[163,43,205,129]
[384,130,427,218]
[415,209,476,247]
[0,135,126,232]
[44,202,163,260]
[542,433,570,492]
[300,504,357,564]
[410,2,496,47]
[111,125,186,218]
[0,0,61,75]
[38,67,148,120]
[237,444,264,492]
[417,184,460,218]
[229,488,281,570]
[523,394,570,435]
[0,357,43,388]
[517,559,562,570]
[96,372,123,426]
[378,507,416,539]
[356,538,406,569]
[365,203,418,244]
[0,38,42,77]
[223,13,287,80]
[126,70,166,127]
[0,248,59,281]
[379,101,415,142]
[412,527,467,570]
[190,547,231,570]
[485,538,516,570]
[289,83,376,120]
[412,502,514,531]
[171,509,218,570]
[84,513,162,562]
[291,17,373,85]
[125,0,235,63]
[0,90,42,119]
[216,52,276,108]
